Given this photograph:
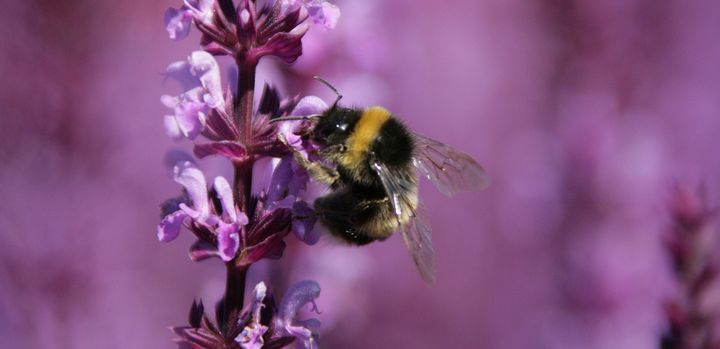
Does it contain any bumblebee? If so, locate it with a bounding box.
[275,78,489,284]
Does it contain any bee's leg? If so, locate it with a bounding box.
[278,133,342,185]
[292,151,340,186]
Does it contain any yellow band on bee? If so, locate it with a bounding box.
[343,106,391,167]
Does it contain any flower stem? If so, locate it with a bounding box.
[222,55,257,334]
[222,262,248,333]
[234,58,257,146]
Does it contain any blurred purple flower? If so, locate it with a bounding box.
[275,280,322,349]
[282,0,340,30]
[164,0,214,41]
[162,51,226,140]
[662,186,720,349]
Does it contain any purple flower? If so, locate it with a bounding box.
[157,161,249,261]
[282,0,340,30]
[275,280,322,349]
[173,280,322,349]
[164,0,339,63]
[262,156,319,245]
[164,0,215,40]
[162,51,226,140]
[235,282,270,349]
[277,95,327,154]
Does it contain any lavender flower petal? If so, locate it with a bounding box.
[161,89,207,140]
[184,0,215,25]
[305,1,340,30]
[188,51,225,110]
[277,96,327,151]
[164,7,192,40]
[267,156,295,204]
[236,282,269,349]
[291,201,319,245]
[163,114,183,140]
[161,52,226,140]
[174,161,210,221]
[213,176,237,222]
[290,95,328,116]
[275,280,321,349]
[158,209,190,242]
[250,282,267,322]
[217,221,240,261]
[280,0,340,30]
[237,325,268,349]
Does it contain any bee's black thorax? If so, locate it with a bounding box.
[370,117,414,169]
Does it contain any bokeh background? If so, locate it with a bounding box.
[2,0,720,348]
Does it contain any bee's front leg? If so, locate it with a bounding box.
[292,151,340,186]
[278,133,342,186]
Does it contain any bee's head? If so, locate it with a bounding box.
[311,106,360,147]
[269,76,354,148]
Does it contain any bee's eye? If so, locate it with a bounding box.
[313,125,334,142]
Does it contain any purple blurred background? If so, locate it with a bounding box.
[2,0,720,348]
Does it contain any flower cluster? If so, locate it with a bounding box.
[156,0,339,347]
[662,186,720,349]
[173,280,321,349]
[164,0,338,61]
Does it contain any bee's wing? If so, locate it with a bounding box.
[400,216,436,285]
[370,159,436,285]
[412,133,490,196]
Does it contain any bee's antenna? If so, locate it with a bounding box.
[268,114,321,124]
[313,76,343,107]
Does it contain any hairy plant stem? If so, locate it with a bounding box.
[222,262,248,334]
[234,58,257,146]
[222,56,257,332]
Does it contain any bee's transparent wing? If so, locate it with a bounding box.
[400,216,436,284]
[371,159,436,285]
[412,133,490,196]
[370,161,414,221]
